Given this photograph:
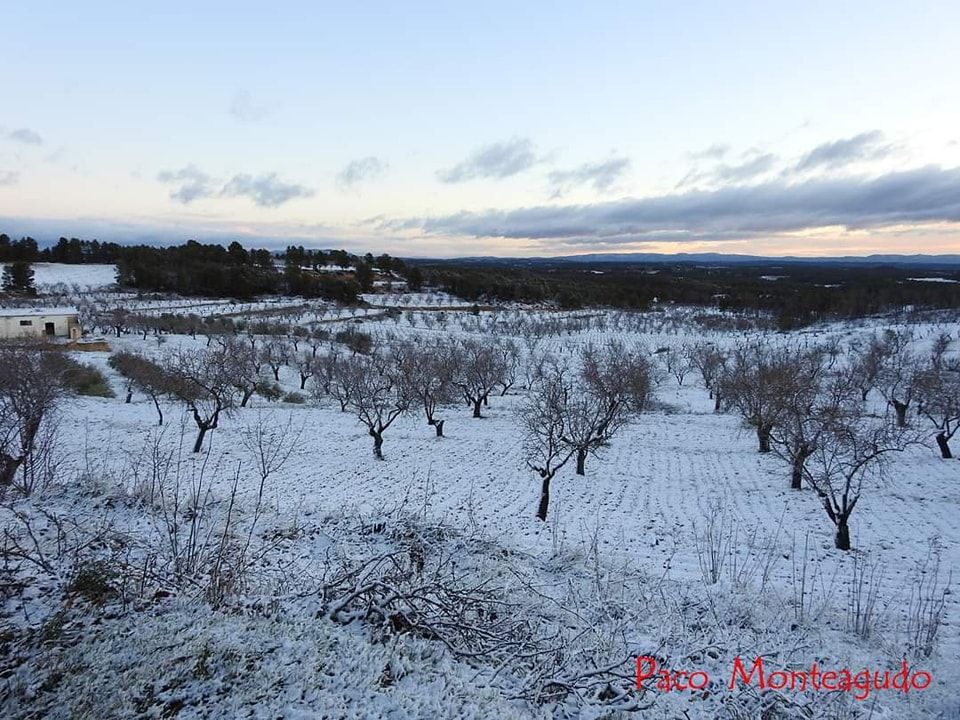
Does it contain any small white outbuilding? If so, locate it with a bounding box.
[0,307,82,341]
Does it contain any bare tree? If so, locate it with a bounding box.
[720,342,816,453]
[874,330,919,427]
[339,353,413,460]
[496,339,522,396]
[312,348,351,411]
[519,364,576,520]
[0,348,66,492]
[452,339,506,418]
[915,350,960,458]
[305,328,329,357]
[803,405,912,550]
[687,342,727,411]
[294,350,319,390]
[772,361,856,490]
[662,346,692,387]
[215,336,266,408]
[563,343,654,475]
[399,341,458,437]
[108,351,171,425]
[261,338,292,382]
[106,307,129,337]
[164,347,239,453]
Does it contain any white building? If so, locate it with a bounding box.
[0,307,82,341]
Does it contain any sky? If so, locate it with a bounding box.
[1,1,959,258]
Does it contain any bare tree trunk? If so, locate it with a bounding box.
[536,474,551,521]
[891,400,908,427]
[835,518,851,551]
[300,374,308,389]
[193,425,208,453]
[575,448,587,475]
[936,432,952,459]
[472,399,482,418]
[791,458,804,489]
[714,393,722,413]
[757,425,772,453]
[370,429,384,460]
[0,455,22,487]
[241,388,255,407]
[152,395,164,426]
[125,390,133,404]
[434,419,444,437]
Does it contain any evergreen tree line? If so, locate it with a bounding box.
[422,261,960,326]
[0,233,421,301]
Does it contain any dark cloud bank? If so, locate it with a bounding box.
[392,166,960,244]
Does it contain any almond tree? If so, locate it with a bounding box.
[339,353,412,460]
[108,351,172,424]
[563,343,654,475]
[874,330,918,426]
[0,348,66,492]
[496,339,522,396]
[294,350,319,390]
[519,364,576,520]
[915,348,960,458]
[453,339,506,418]
[399,341,458,437]
[662,346,692,387]
[720,343,807,453]
[311,348,346,409]
[165,347,239,453]
[849,333,893,402]
[772,362,856,490]
[686,342,727,411]
[261,338,292,382]
[803,405,912,551]
[215,336,266,407]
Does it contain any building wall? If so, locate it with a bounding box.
[0,314,81,340]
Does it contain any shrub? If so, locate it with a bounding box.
[61,358,115,397]
[68,560,119,605]
[283,391,306,404]
[334,329,373,355]
[256,382,284,402]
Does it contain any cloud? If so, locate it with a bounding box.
[0,171,20,185]
[677,152,778,188]
[689,144,729,160]
[548,156,630,196]
[438,137,541,183]
[795,130,893,172]
[390,166,960,244]
[229,90,269,122]
[337,156,388,189]
[221,173,314,207]
[157,165,216,203]
[7,128,43,145]
[157,165,313,207]
[712,153,778,182]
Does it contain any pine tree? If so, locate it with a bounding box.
[1,261,36,296]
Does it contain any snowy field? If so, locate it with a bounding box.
[2,293,959,718]
[0,262,117,292]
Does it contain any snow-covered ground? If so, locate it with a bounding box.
[0,262,118,292]
[2,296,959,718]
